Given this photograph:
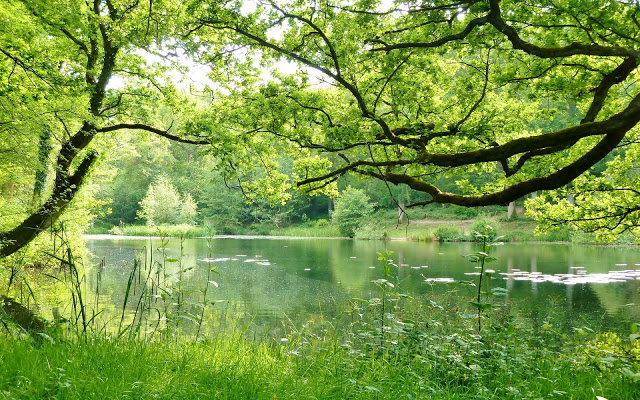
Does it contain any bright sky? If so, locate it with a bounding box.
[110,0,401,93]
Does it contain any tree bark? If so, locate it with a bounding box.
[0,149,98,258]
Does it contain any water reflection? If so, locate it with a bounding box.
[84,236,640,333]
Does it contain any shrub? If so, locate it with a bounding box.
[470,218,500,241]
[535,228,571,242]
[433,225,464,241]
[354,222,382,239]
[331,187,375,237]
[137,176,197,225]
[502,231,533,242]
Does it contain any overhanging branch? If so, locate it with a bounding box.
[98,123,211,145]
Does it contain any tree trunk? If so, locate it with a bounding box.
[507,201,516,220]
[0,123,98,258]
[31,127,53,207]
[398,199,406,224]
[0,295,47,335]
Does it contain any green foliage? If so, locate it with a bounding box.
[178,193,198,225]
[433,225,464,241]
[137,176,197,226]
[270,224,340,238]
[353,222,383,240]
[470,218,500,241]
[465,226,503,334]
[109,224,209,238]
[582,332,640,384]
[331,187,375,237]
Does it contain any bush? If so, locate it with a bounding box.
[137,176,197,225]
[331,187,375,237]
[502,231,533,242]
[469,218,500,241]
[353,222,382,240]
[433,225,464,241]
[535,228,572,242]
[109,224,210,238]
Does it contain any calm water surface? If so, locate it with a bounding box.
[84,236,640,334]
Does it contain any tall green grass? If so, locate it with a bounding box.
[1,311,637,399]
[2,231,638,399]
[270,224,342,237]
[109,224,211,238]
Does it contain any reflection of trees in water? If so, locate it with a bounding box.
[84,238,638,336]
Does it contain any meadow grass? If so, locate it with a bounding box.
[107,224,211,238]
[88,217,636,245]
[269,224,342,237]
[1,318,637,399]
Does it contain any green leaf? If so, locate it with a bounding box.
[491,287,508,297]
[469,301,494,310]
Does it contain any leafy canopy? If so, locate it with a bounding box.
[183,0,640,238]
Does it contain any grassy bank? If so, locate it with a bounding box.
[87,210,638,244]
[87,224,212,238]
[2,234,639,399]
[1,316,638,399]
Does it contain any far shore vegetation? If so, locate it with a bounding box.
[88,205,638,246]
[3,1,640,399]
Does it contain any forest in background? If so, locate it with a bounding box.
[1,1,639,398]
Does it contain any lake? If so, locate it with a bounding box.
[84,235,640,337]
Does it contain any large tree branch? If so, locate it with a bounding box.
[486,0,638,59]
[368,15,491,52]
[581,57,639,124]
[296,90,640,196]
[385,126,629,207]
[297,159,418,188]
[0,150,98,258]
[369,0,638,59]
[200,12,408,145]
[418,92,640,168]
[98,123,211,145]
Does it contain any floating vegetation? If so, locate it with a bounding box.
[424,267,640,286]
[499,268,640,285]
[200,257,231,262]
[199,257,272,266]
[424,278,455,283]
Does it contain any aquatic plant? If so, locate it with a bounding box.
[464,225,504,334]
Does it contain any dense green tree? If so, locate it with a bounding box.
[332,186,375,237]
[138,176,181,225]
[186,0,640,235]
[3,0,640,257]
[0,0,209,257]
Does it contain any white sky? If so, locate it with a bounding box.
[109,0,400,93]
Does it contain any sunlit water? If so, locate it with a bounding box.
[84,235,640,335]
